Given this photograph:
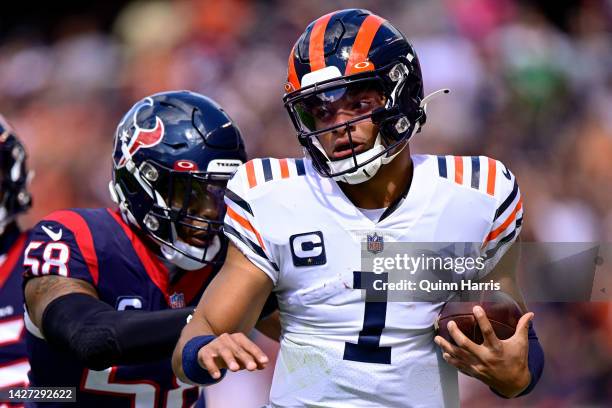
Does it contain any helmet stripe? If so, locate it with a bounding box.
[345,14,385,75]
[308,12,334,71]
[287,45,300,91]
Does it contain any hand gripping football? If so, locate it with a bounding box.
[435,290,523,345]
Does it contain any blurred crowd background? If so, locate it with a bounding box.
[1,0,611,406]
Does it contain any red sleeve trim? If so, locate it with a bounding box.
[44,211,100,285]
[106,210,169,301]
[0,233,27,290]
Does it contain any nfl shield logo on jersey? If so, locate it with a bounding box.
[169,292,185,309]
[367,233,384,254]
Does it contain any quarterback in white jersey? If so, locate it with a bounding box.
[221,154,522,407]
[174,8,543,407]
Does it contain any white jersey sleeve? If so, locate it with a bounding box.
[480,159,523,273]
[223,161,280,284]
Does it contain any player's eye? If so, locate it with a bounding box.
[350,99,374,113]
[312,106,333,122]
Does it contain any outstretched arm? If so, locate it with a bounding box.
[25,276,193,370]
[172,243,274,384]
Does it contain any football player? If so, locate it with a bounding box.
[0,115,32,395]
[173,9,544,407]
[22,91,276,407]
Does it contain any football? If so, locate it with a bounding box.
[435,290,523,345]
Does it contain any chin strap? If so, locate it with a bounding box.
[161,235,221,270]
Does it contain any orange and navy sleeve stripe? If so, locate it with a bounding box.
[437,155,500,196]
[437,155,522,257]
[482,166,523,258]
[223,188,279,273]
[243,158,306,189]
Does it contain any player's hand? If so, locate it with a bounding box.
[434,306,533,398]
[197,333,269,379]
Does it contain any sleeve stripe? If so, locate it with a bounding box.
[516,216,523,228]
[43,211,99,285]
[224,224,279,271]
[246,160,257,188]
[226,206,265,250]
[494,180,519,221]
[484,198,523,243]
[295,159,306,175]
[262,158,273,182]
[454,156,464,184]
[437,156,447,178]
[225,189,253,215]
[484,229,516,259]
[279,158,290,178]
[486,158,496,196]
[471,156,480,189]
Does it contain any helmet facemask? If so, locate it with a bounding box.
[284,59,424,184]
[0,134,32,235]
[146,162,231,269]
[112,159,231,270]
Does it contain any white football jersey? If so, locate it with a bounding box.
[223,154,522,408]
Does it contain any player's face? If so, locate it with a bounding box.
[168,178,227,247]
[296,82,386,160]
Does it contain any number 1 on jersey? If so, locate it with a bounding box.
[343,271,391,364]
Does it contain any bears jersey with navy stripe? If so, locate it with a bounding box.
[21,208,214,408]
[0,226,30,398]
[223,155,523,408]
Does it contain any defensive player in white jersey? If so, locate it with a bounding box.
[173,9,544,407]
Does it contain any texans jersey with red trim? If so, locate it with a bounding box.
[21,208,216,408]
[0,226,30,398]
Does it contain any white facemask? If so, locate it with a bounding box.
[311,132,409,185]
[160,234,221,270]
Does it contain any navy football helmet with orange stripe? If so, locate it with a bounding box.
[0,115,32,235]
[284,9,444,184]
[109,91,247,269]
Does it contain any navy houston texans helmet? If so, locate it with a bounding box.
[284,9,444,184]
[0,115,32,234]
[110,91,247,269]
